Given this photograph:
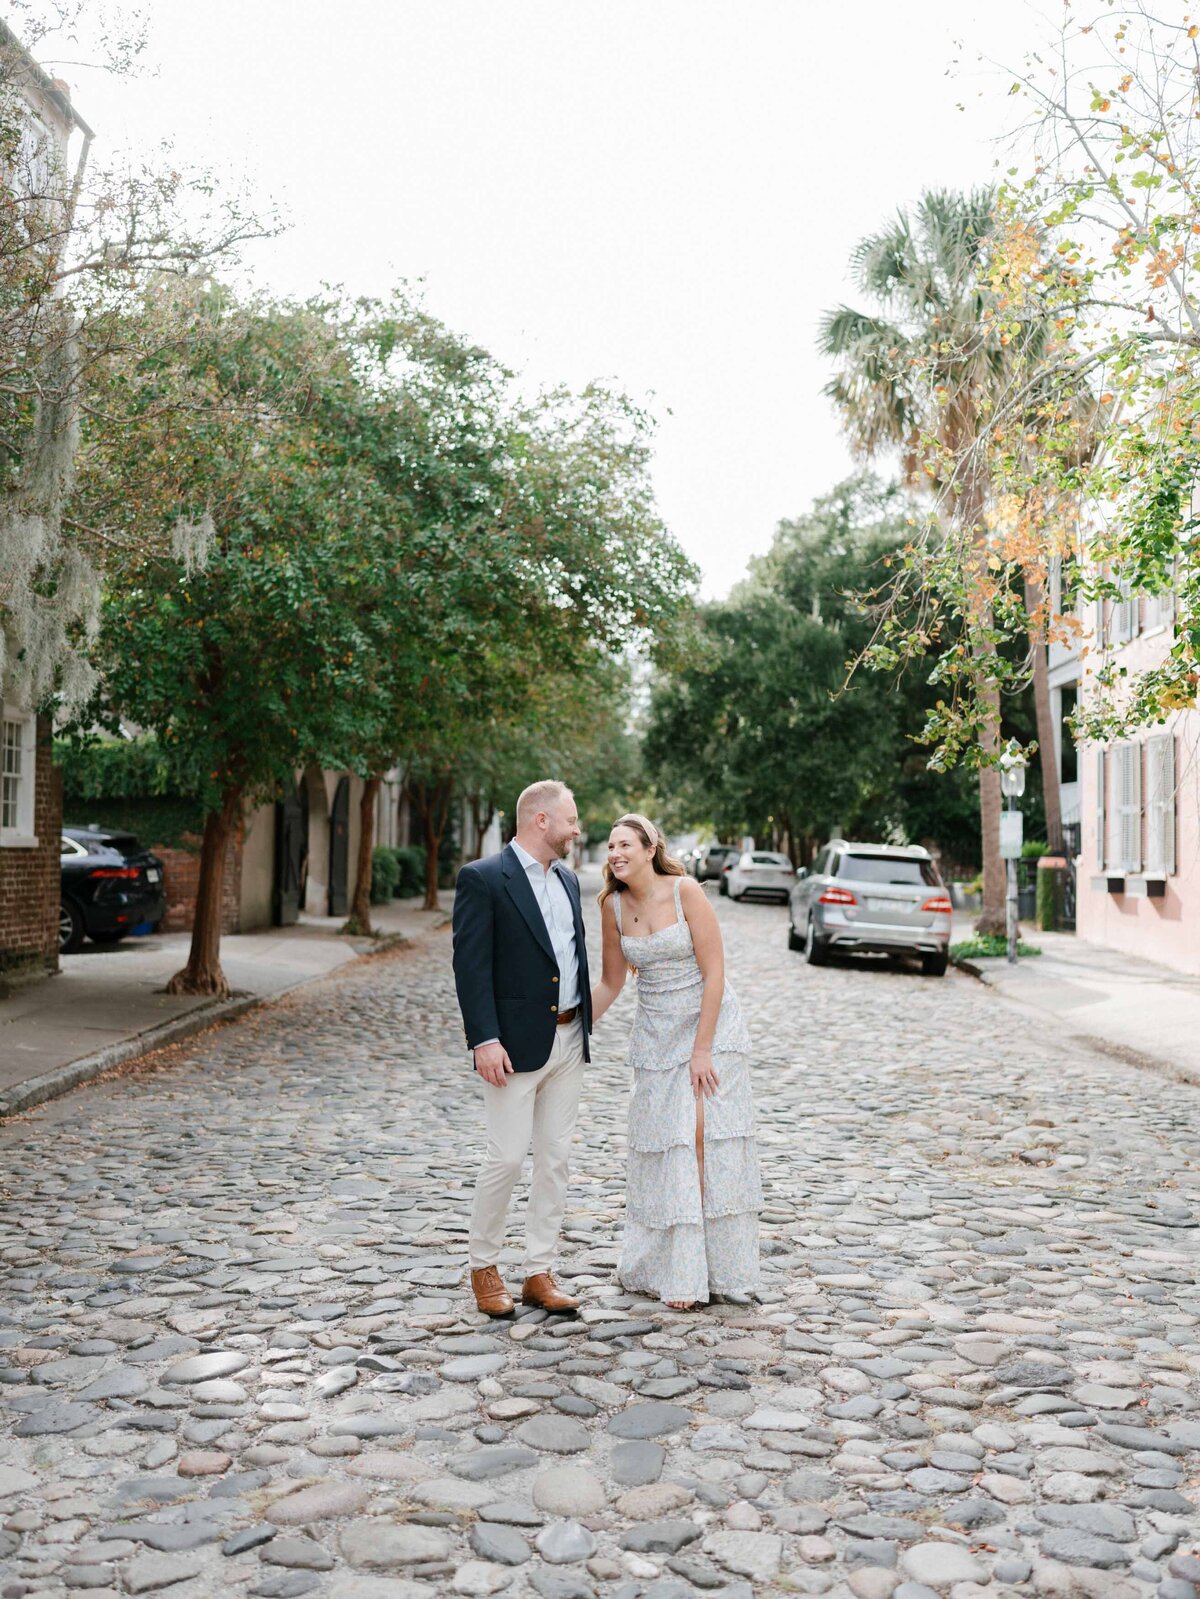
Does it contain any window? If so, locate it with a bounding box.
[1110,578,1138,645]
[840,854,939,886]
[1146,734,1176,875]
[1115,742,1142,873]
[1143,587,1176,634]
[0,709,37,847]
[1059,686,1078,785]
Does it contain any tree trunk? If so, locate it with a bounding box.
[975,678,1006,937]
[468,794,494,862]
[416,774,454,911]
[166,784,242,998]
[1026,574,1063,855]
[346,773,382,935]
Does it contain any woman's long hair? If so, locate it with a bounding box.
[598,813,685,905]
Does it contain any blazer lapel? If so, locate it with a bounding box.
[502,844,556,964]
[554,865,589,975]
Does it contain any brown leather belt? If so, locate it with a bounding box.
[555,1006,580,1026]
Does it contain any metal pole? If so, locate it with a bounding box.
[1006,798,1019,965]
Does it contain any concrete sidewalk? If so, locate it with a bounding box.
[952,915,1200,1086]
[0,894,453,1117]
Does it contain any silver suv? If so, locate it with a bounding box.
[788,840,952,976]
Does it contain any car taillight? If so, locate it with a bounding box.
[819,886,857,905]
[89,867,140,879]
[921,895,952,913]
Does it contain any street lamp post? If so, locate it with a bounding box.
[998,746,1027,966]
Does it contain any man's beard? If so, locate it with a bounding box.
[550,832,572,859]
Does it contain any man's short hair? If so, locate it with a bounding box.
[516,779,571,830]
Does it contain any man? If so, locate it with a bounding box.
[452,779,591,1316]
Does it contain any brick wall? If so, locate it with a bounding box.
[151,827,243,935]
[0,716,62,979]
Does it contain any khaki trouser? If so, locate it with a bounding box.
[468,1019,585,1277]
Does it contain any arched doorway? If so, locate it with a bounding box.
[303,767,331,916]
[273,779,308,926]
[329,776,350,917]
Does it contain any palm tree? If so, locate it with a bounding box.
[820,187,1059,934]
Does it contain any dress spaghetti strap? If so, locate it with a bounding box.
[672,877,684,922]
[612,890,623,933]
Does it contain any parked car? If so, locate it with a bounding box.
[60,827,167,954]
[726,850,796,902]
[679,848,702,876]
[694,843,741,882]
[718,857,736,895]
[788,839,951,976]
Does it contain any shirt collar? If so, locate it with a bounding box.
[511,839,550,875]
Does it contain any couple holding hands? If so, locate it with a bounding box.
[452,779,761,1315]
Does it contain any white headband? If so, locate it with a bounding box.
[624,814,658,850]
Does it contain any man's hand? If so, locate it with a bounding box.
[475,1041,515,1086]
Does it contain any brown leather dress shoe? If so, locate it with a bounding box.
[521,1272,580,1313]
[471,1266,514,1317]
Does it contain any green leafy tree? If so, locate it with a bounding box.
[644,477,981,869]
[70,286,395,996]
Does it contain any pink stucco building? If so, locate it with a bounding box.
[1074,586,1196,974]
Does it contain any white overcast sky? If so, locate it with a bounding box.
[64,0,1061,598]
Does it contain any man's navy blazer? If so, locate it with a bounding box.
[452,843,592,1073]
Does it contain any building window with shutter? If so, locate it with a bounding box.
[1115,741,1142,873]
[1143,584,1176,635]
[1145,733,1176,876]
[1111,577,1138,644]
[0,709,38,848]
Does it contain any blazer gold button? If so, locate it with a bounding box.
[550,1005,558,1013]
[552,976,559,984]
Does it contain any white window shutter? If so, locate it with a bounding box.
[1117,742,1142,873]
[1162,734,1176,875]
[1111,579,1138,643]
[1097,748,1106,869]
[1146,734,1176,875]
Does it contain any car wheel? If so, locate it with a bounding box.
[718,878,728,896]
[59,900,85,955]
[90,929,128,945]
[787,919,803,952]
[921,949,948,977]
[803,917,828,966]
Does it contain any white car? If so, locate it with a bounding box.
[726,850,796,902]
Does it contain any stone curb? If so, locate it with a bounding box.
[952,950,1200,1089]
[0,991,261,1119]
[0,913,452,1119]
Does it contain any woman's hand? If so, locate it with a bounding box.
[691,1048,719,1099]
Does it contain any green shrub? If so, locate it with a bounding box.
[55,735,178,799]
[1036,862,1064,932]
[371,847,401,904]
[392,845,427,898]
[951,935,1042,960]
[56,737,205,851]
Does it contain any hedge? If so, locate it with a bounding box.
[54,736,180,800]
[56,737,205,852]
[370,845,428,903]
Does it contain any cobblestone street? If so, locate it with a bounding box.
[1,884,1198,1599]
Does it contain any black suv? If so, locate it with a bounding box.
[60,827,167,953]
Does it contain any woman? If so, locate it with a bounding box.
[591,814,761,1310]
